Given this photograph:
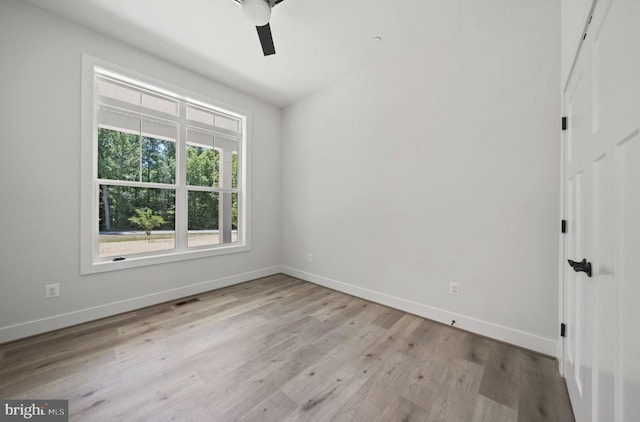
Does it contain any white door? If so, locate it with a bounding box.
[563,25,594,421]
[562,0,640,421]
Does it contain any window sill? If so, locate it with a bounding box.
[81,243,250,275]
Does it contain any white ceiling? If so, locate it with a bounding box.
[24,0,463,107]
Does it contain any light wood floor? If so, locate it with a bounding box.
[0,274,575,422]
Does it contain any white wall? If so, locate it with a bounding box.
[282,1,561,354]
[0,0,281,342]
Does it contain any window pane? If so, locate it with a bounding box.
[141,117,177,141]
[141,92,178,115]
[231,192,238,243]
[215,114,239,132]
[186,126,214,147]
[187,105,240,133]
[98,128,176,184]
[99,185,175,257]
[142,137,176,184]
[97,78,140,105]
[186,144,219,187]
[188,191,219,247]
[98,128,140,181]
[232,151,239,189]
[186,105,214,125]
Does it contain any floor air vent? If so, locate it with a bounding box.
[174,297,200,307]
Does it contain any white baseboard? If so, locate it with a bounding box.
[0,266,282,344]
[282,266,558,356]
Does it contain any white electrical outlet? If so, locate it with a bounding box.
[45,283,60,299]
[307,253,313,263]
[449,282,459,296]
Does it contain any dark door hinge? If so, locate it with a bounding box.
[561,323,567,338]
[561,219,567,234]
[562,116,568,131]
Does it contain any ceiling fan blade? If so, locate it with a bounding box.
[256,23,276,56]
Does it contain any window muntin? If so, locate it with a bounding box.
[85,63,247,271]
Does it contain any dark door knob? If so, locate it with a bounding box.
[568,259,592,277]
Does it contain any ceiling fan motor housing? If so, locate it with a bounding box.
[242,0,271,26]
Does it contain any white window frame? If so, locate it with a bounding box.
[81,55,250,274]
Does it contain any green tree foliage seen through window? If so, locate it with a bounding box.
[186,145,219,187]
[128,208,166,240]
[98,128,176,184]
[186,145,220,231]
[98,128,176,232]
[99,186,175,232]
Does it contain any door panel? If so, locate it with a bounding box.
[592,153,614,421]
[617,132,640,422]
[566,176,576,366]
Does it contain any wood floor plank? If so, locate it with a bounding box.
[478,342,521,409]
[256,284,328,317]
[207,330,350,421]
[0,310,140,355]
[280,323,386,405]
[331,302,387,338]
[196,316,336,388]
[383,313,425,352]
[471,395,518,422]
[371,307,405,329]
[5,364,125,408]
[73,368,206,421]
[518,350,575,422]
[235,390,298,422]
[455,332,496,366]
[375,394,431,422]
[397,356,451,409]
[394,318,444,362]
[1,319,132,374]
[426,357,485,422]
[281,353,384,422]
[161,312,268,356]
[115,302,195,336]
[310,296,366,323]
[179,408,218,422]
[432,328,495,366]
[331,348,418,422]
[0,274,575,422]
[0,348,118,398]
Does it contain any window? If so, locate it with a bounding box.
[81,56,248,273]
